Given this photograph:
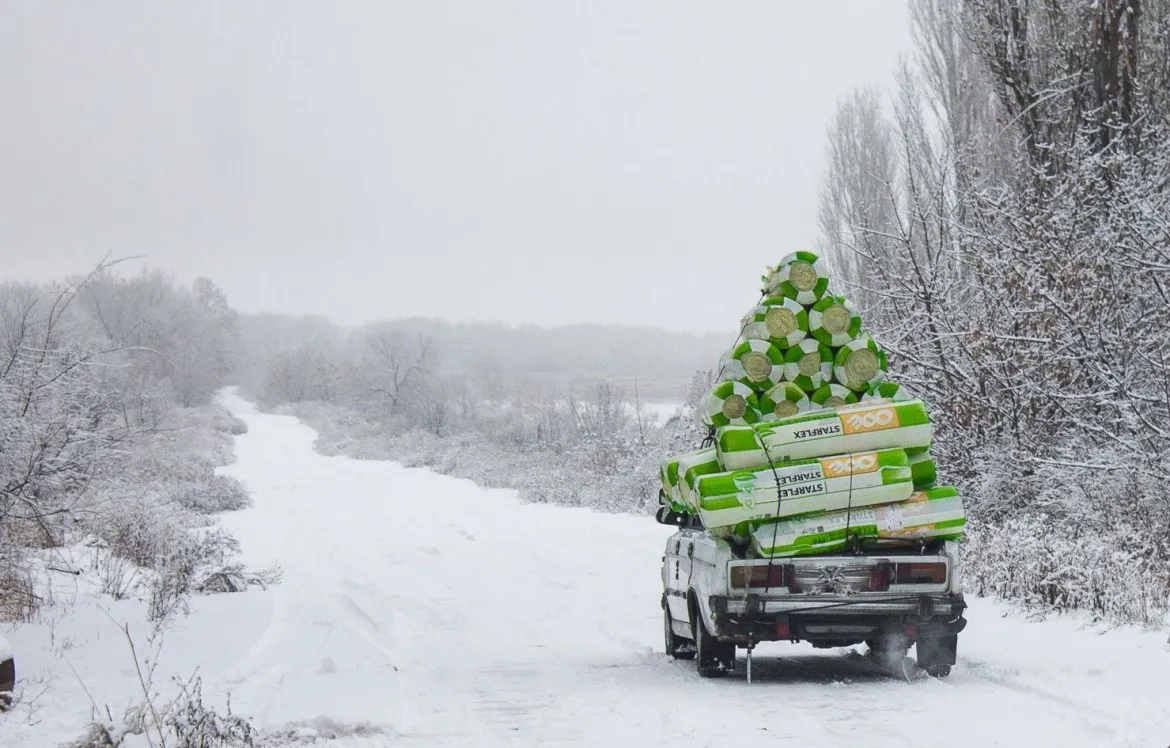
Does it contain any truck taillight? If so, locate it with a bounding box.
[893,562,947,585]
[867,562,891,592]
[730,564,790,590]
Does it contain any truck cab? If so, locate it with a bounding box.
[657,507,966,678]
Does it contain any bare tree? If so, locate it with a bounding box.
[362,328,435,412]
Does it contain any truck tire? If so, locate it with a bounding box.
[693,615,735,678]
[664,608,695,660]
[0,656,13,709]
[916,633,957,678]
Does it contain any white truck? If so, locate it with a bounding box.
[656,507,966,680]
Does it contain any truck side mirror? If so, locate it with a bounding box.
[655,506,687,526]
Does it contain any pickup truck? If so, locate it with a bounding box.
[656,507,967,679]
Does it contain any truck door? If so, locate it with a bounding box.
[667,521,699,628]
[665,531,690,624]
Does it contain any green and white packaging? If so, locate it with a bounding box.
[729,339,785,392]
[863,379,913,402]
[664,447,706,512]
[782,338,834,392]
[716,399,933,470]
[749,485,965,557]
[834,336,889,392]
[677,448,723,513]
[808,296,862,347]
[695,448,913,529]
[757,381,812,420]
[764,250,830,305]
[703,380,763,427]
[908,449,937,488]
[744,296,809,350]
[811,383,859,410]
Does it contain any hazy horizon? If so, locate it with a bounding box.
[1,1,911,335]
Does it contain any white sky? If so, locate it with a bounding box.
[0,1,911,333]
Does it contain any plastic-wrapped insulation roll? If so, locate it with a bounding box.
[728,339,785,392]
[862,379,912,402]
[909,449,937,488]
[694,448,914,529]
[833,335,889,392]
[702,380,763,427]
[782,338,834,393]
[677,449,722,513]
[808,295,862,347]
[744,296,808,350]
[716,399,933,470]
[763,250,830,305]
[811,383,860,410]
[749,485,965,557]
[757,381,811,420]
[660,448,711,514]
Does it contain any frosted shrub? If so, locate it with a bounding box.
[964,515,1170,626]
[0,551,37,622]
[148,529,241,621]
[92,494,192,569]
[173,475,251,514]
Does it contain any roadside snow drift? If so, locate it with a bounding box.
[4,390,1168,747]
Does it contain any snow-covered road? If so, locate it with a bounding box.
[6,393,1169,747]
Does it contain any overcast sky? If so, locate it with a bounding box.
[0,1,910,333]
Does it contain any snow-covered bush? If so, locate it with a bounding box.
[0,551,37,622]
[89,494,194,570]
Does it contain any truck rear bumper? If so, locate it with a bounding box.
[707,593,967,645]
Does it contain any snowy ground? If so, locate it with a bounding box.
[4,390,1169,747]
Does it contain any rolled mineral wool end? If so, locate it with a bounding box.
[660,448,710,513]
[702,380,763,427]
[834,335,889,392]
[764,250,830,305]
[808,295,862,347]
[745,296,808,350]
[729,339,785,392]
[678,448,722,512]
[758,381,812,419]
[811,382,860,410]
[782,338,834,392]
[863,379,912,402]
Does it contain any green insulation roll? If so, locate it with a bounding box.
[677,448,722,513]
[808,296,862,347]
[694,448,913,529]
[749,485,965,557]
[745,296,809,350]
[811,383,860,410]
[763,250,831,305]
[757,381,812,420]
[729,339,785,392]
[782,338,834,393]
[862,379,913,402]
[834,336,889,392]
[909,449,937,488]
[703,380,763,428]
[716,399,933,471]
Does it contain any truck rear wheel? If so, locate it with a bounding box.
[693,615,734,678]
[916,633,957,678]
[0,655,14,709]
[664,607,695,660]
